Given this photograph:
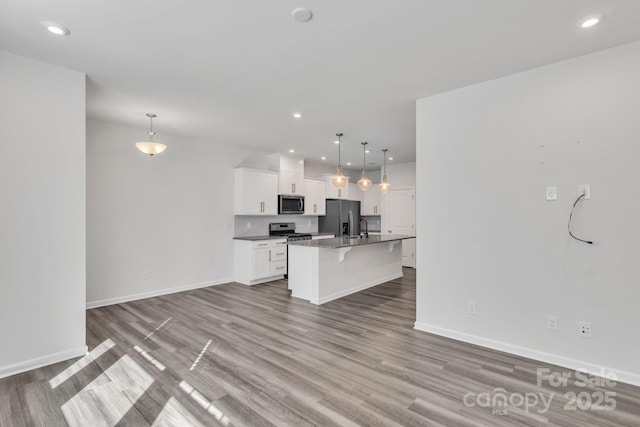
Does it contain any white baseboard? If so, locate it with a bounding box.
[414,321,640,388]
[313,272,403,305]
[0,345,87,380]
[86,277,233,309]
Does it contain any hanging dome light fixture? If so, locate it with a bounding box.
[379,149,391,194]
[332,132,347,188]
[135,113,167,156]
[357,141,372,191]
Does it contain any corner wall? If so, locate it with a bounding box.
[416,41,640,385]
[0,51,86,377]
[86,120,250,307]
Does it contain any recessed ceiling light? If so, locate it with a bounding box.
[346,162,351,166]
[44,23,70,36]
[365,150,370,153]
[289,149,295,153]
[578,13,604,29]
[389,157,394,160]
[321,156,327,160]
[334,140,340,144]
[292,7,313,23]
[292,112,303,119]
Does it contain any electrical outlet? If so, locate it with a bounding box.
[467,301,477,315]
[547,315,559,331]
[247,221,251,229]
[143,270,150,280]
[546,186,558,201]
[578,185,591,199]
[578,321,592,338]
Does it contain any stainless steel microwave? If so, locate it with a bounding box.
[278,195,305,214]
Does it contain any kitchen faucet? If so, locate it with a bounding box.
[360,218,369,238]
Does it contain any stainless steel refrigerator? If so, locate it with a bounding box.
[318,199,361,237]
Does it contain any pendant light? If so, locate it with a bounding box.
[357,142,372,191]
[379,149,391,194]
[332,132,347,188]
[135,113,167,156]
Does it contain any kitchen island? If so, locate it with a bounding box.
[287,234,415,305]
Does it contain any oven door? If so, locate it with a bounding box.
[278,195,304,214]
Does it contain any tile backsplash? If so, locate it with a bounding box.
[234,215,319,237]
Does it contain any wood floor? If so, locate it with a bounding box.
[1,268,639,426]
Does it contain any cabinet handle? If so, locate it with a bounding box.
[338,189,341,198]
[276,266,285,270]
[275,252,285,256]
[314,204,317,213]
[269,251,271,261]
[258,243,268,247]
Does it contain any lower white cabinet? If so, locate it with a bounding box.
[234,239,287,285]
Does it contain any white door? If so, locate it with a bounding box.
[387,187,416,268]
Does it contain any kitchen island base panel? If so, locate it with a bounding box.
[288,242,403,305]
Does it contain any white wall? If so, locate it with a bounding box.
[87,120,251,307]
[386,162,416,189]
[416,42,640,385]
[0,51,86,377]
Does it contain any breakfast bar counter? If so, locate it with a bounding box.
[287,234,415,305]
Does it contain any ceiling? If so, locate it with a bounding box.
[2,1,640,168]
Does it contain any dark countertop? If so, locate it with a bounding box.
[233,232,335,241]
[233,235,285,241]
[287,234,415,249]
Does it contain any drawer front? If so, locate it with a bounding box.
[270,260,287,276]
[271,247,287,262]
[252,241,272,250]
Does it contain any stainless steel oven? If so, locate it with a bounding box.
[278,195,305,215]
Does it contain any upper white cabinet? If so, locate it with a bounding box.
[234,168,278,215]
[268,154,305,195]
[320,174,349,199]
[361,188,381,215]
[304,179,326,216]
[348,183,361,203]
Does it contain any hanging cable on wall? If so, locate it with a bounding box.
[568,193,593,245]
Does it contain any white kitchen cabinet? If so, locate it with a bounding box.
[234,238,287,285]
[234,168,278,215]
[348,183,361,203]
[268,154,305,195]
[252,244,271,279]
[320,174,349,199]
[361,188,381,215]
[303,178,326,216]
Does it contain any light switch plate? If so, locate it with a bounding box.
[546,186,558,201]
